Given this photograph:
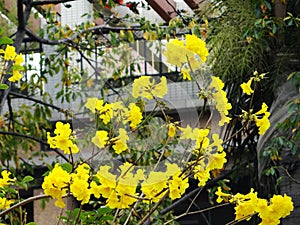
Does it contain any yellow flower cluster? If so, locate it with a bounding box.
[42,164,71,208]
[180,125,227,186]
[0,45,24,82]
[163,34,208,81]
[91,127,129,154]
[0,171,15,210]
[47,122,79,154]
[42,162,190,209]
[85,98,143,129]
[215,187,294,225]
[0,171,15,188]
[132,76,168,100]
[141,163,189,202]
[209,76,232,126]
[240,103,270,135]
[240,71,267,96]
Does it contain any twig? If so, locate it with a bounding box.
[160,169,232,215]
[164,202,231,225]
[0,131,69,162]
[137,191,169,225]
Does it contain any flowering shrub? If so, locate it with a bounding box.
[0,42,24,89]
[0,33,293,224]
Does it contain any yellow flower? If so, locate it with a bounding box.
[240,77,254,95]
[210,76,232,126]
[8,70,23,82]
[164,39,193,67]
[70,179,91,204]
[85,97,103,113]
[269,194,294,218]
[210,76,224,90]
[14,53,24,65]
[179,125,195,140]
[254,103,270,135]
[0,45,16,61]
[99,103,113,124]
[128,103,143,129]
[0,170,15,188]
[132,76,168,99]
[185,34,208,62]
[47,122,79,154]
[168,124,176,137]
[181,68,191,80]
[194,128,210,150]
[209,133,223,152]
[215,187,230,203]
[193,163,210,187]
[141,171,169,202]
[168,172,189,200]
[0,197,14,210]
[112,128,129,154]
[42,164,71,208]
[207,151,227,170]
[152,76,168,98]
[92,130,109,149]
[225,189,294,224]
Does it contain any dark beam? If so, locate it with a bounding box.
[147,0,176,22]
[183,0,204,10]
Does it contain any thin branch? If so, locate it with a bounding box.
[160,169,232,215]
[137,191,169,225]
[0,194,49,218]
[0,193,72,218]
[0,131,69,162]
[9,91,71,115]
[164,202,231,225]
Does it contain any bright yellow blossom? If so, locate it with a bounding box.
[47,122,79,154]
[168,171,189,200]
[181,68,191,80]
[8,70,23,82]
[185,34,208,62]
[215,187,230,203]
[70,164,91,204]
[0,170,15,188]
[152,76,168,98]
[128,103,143,129]
[193,162,211,187]
[210,76,232,126]
[99,103,113,124]
[164,39,193,67]
[132,76,168,99]
[92,130,109,149]
[254,102,270,135]
[141,171,169,202]
[14,53,24,65]
[0,45,16,61]
[0,197,14,210]
[215,188,294,225]
[168,123,176,137]
[240,77,254,95]
[111,128,129,154]
[85,97,104,113]
[206,151,227,170]
[42,164,71,208]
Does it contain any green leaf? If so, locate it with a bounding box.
[99,215,113,221]
[97,207,112,216]
[22,176,34,183]
[61,163,73,173]
[26,223,37,225]
[0,36,13,45]
[0,84,9,90]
